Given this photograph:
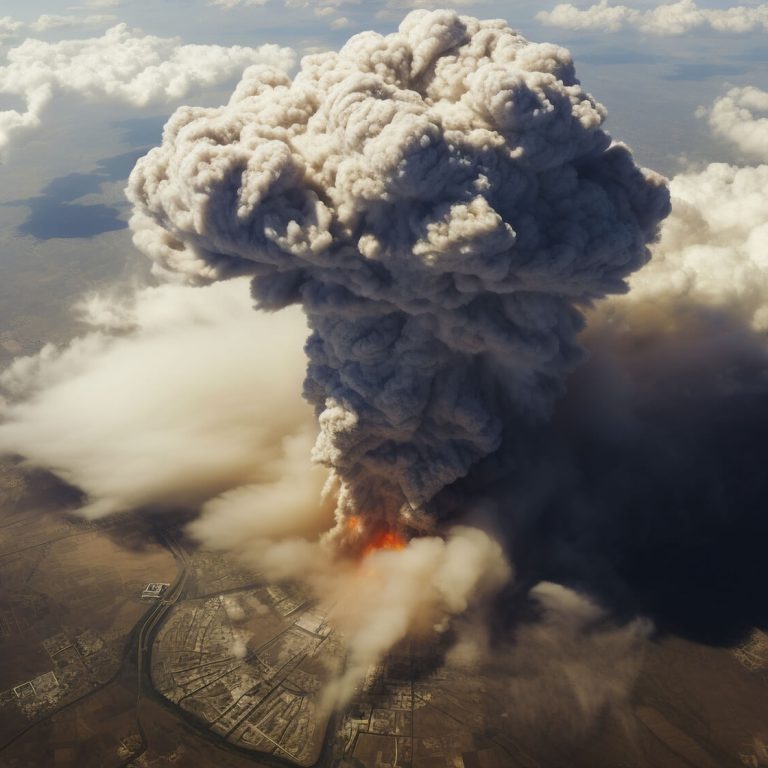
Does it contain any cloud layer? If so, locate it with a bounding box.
[0,25,294,155]
[538,0,768,35]
[209,0,268,8]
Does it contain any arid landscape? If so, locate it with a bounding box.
[1,458,767,768]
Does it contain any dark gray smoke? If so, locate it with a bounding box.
[127,9,670,543]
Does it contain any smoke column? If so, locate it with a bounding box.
[127,9,670,545]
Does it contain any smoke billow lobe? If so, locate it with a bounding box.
[127,9,670,542]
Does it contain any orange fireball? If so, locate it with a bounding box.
[362,530,407,557]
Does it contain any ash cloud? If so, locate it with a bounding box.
[128,9,669,544]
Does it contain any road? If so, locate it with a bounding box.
[126,528,190,765]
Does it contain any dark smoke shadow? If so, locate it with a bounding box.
[0,456,201,558]
[441,305,768,647]
[3,149,147,240]
[99,506,201,554]
[0,456,85,517]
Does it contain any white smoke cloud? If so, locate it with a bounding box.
[0,26,294,156]
[701,86,768,163]
[0,279,316,519]
[191,431,336,547]
[128,9,669,544]
[325,525,511,704]
[537,0,768,35]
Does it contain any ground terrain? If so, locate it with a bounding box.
[1,459,767,767]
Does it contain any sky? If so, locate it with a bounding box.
[0,0,766,355]
[0,0,765,352]
[1,0,768,727]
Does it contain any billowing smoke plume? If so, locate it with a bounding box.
[127,9,670,543]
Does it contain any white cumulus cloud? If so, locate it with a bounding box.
[0,25,294,156]
[702,86,768,162]
[600,89,768,330]
[615,161,768,331]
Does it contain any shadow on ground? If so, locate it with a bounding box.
[4,148,148,240]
